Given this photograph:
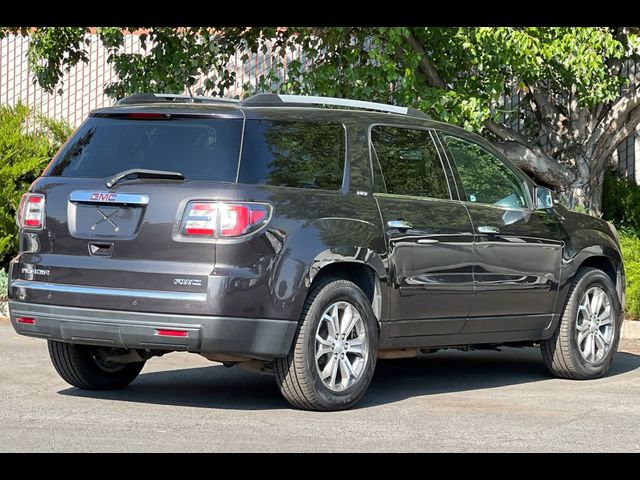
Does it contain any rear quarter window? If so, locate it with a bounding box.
[238,119,346,190]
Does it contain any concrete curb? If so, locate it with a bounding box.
[622,320,640,339]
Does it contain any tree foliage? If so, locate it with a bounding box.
[0,103,71,268]
[7,26,640,213]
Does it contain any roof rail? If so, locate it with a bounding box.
[239,93,431,119]
[115,93,239,105]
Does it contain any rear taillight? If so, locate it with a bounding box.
[181,201,271,238]
[16,193,45,230]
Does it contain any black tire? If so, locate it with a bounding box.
[275,278,378,411]
[541,267,621,379]
[48,340,145,390]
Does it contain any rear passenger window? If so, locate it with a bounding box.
[371,126,449,199]
[239,120,346,190]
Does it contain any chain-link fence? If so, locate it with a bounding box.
[0,34,290,128]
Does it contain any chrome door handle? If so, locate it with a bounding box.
[477,225,499,235]
[417,238,439,244]
[388,219,412,229]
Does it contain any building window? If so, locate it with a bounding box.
[617,134,636,182]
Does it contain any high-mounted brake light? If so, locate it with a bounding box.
[181,202,271,238]
[125,113,168,119]
[16,193,45,230]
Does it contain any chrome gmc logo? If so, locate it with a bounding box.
[90,192,117,202]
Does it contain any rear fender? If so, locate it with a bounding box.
[278,217,387,322]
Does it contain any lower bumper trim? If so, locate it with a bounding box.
[9,301,297,360]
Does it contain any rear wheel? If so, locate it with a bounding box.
[48,340,145,390]
[275,278,378,411]
[541,267,621,379]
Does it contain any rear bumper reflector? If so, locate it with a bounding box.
[16,317,36,325]
[156,329,188,337]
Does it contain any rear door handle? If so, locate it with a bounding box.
[388,219,413,230]
[477,225,499,235]
[417,238,439,244]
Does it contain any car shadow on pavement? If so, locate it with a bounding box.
[58,347,640,411]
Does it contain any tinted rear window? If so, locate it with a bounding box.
[48,117,242,182]
[238,119,346,190]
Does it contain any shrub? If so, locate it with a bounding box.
[0,103,71,269]
[602,171,640,235]
[0,268,7,302]
[620,231,640,320]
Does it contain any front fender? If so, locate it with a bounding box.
[542,212,624,337]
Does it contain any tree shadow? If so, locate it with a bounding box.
[58,347,640,411]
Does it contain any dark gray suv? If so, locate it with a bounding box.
[8,93,625,411]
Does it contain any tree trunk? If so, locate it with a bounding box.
[491,139,605,216]
[565,172,604,215]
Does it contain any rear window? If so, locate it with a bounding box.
[238,119,346,190]
[48,116,346,190]
[48,117,243,182]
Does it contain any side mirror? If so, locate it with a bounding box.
[535,186,554,210]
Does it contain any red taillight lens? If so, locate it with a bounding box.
[16,193,45,230]
[220,204,249,236]
[183,203,217,236]
[181,202,271,238]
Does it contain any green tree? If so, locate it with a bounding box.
[0,103,71,268]
[9,27,640,214]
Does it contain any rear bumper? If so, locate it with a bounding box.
[9,301,297,360]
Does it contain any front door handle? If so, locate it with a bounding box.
[388,219,413,230]
[477,225,500,235]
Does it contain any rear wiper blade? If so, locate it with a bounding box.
[105,169,185,188]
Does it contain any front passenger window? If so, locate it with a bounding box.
[443,135,528,209]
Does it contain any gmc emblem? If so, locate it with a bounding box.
[90,192,118,202]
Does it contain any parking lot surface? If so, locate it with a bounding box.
[1,322,639,452]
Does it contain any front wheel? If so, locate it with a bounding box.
[48,340,145,390]
[275,278,378,411]
[541,267,621,379]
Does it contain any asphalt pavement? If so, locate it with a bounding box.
[1,321,639,452]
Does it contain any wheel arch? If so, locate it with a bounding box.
[545,246,625,339]
[308,258,385,323]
